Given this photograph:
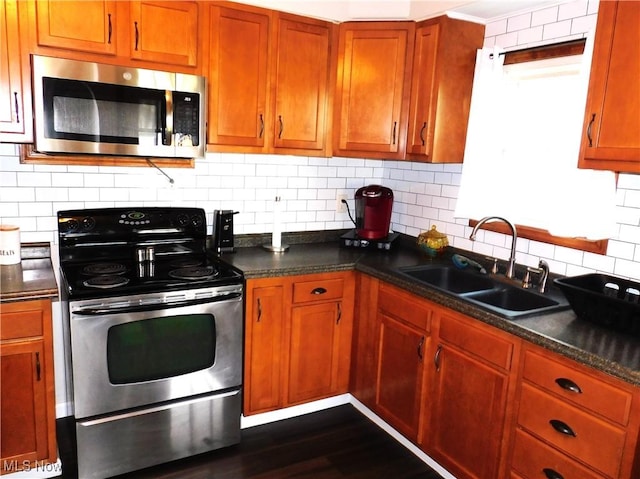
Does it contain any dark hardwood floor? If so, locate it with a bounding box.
[58,405,443,479]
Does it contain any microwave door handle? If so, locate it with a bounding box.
[163,90,173,146]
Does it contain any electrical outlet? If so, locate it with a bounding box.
[336,194,348,213]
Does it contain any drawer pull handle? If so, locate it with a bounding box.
[549,419,576,437]
[586,113,596,147]
[36,352,41,381]
[257,298,262,322]
[434,344,442,371]
[542,468,564,479]
[311,287,327,295]
[555,377,582,394]
[417,335,425,361]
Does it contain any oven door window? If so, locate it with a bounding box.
[106,314,215,384]
[42,77,166,146]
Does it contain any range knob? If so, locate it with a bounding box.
[177,214,190,227]
[81,216,96,231]
[62,219,79,232]
[191,215,204,227]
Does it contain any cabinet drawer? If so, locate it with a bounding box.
[378,282,432,331]
[511,428,605,479]
[522,349,632,426]
[292,277,344,304]
[438,312,513,370]
[0,306,44,341]
[518,383,626,478]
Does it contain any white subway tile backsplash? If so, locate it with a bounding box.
[518,26,544,45]
[542,19,572,39]
[607,239,637,260]
[507,13,532,32]
[558,0,589,20]
[570,14,597,35]
[485,19,508,37]
[613,258,640,279]
[531,6,559,26]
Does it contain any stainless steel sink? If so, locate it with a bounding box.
[398,264,570,319]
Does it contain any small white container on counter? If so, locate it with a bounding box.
[0,225,21,265]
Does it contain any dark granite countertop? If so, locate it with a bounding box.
[222,231,640,387]
[0,243,59,303]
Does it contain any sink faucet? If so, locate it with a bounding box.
[469,216,518,280]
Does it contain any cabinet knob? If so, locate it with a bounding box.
[311,287,327,295]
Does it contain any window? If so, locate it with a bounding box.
[455,39,617,250]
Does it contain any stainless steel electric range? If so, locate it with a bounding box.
[57,207,243,479]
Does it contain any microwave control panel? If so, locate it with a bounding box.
[173,92,200,147]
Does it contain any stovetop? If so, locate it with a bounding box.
[57,207,242,299]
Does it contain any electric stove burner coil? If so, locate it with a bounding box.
[83,275,130,289]
[169,266,219,280]
[83,263,127,276]
[170,258,204,268]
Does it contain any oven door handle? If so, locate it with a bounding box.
[72,292,242,316]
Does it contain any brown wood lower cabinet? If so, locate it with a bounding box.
[243,271,354,416]
[0,299,56,475]
[247,272,640,479]
[426,308,519,479]
[351,275,519,479]
[375,283,432,441]
[510,344,640,479]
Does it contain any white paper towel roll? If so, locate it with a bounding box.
[0,225,21,265]
[272,196,282,248]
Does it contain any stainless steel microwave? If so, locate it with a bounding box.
[32,55,206,159]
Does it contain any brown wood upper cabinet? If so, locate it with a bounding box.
[31,0,200,70]
[579,0,640,173]
[1,0,33,143]
[206,3,271,152]
[406,17,484,163]
[333,22,415,160]
[206,3,335,156]
[271,14,335,156]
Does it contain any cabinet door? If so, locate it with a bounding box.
[272,15,333,155]
[129,1,198,67]
[349,273,380,409]
[334,22,414,159]
[35,0,117,55]
[579,0,640,172]
[1,0,32,142]
[244,282,285,415]
[207,4,270,150]
[0,340,48,465]
[288,301,345,404]
[428,311,516,479]
[406,23,438,159]
[376,312,427,441]
[407,17,483,163]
